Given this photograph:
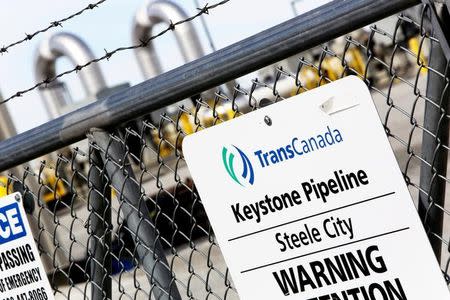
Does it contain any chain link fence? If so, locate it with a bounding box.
[0,0,449,299]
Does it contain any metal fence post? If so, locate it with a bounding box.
[86,142,112,300]
[418,7,450,259]
[88,129,182,300]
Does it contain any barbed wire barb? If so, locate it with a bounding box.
[0,0,108,56]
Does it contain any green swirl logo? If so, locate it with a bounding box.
[222,146,255,186]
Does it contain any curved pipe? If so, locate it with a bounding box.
[35,32,107,118]
[132,0,205,79]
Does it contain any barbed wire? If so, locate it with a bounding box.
[0,0,108,55]
[0,0,230,106]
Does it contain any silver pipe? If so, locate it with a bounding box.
[0,104,16,142]
[34,32,108,271]
[0,90,27,176]
[35,32,107,118]
[132,0,205,79]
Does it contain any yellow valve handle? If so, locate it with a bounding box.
[42,170,70,203]
[0,176,9,198]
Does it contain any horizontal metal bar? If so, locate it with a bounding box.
[0,0,419,171]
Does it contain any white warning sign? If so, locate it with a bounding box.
[0,193,53,300]
[182,76,450,299]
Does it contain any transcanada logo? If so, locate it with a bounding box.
[254,126,343,168]
[222,146,255,186]
[222,126,343,186]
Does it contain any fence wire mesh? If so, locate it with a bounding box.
[0,2,449,299]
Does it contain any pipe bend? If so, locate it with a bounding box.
[132,0,205,79]
[35,32,106,97]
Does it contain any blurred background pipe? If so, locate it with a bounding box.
[132,0,205,79]
[35,32,107,119]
